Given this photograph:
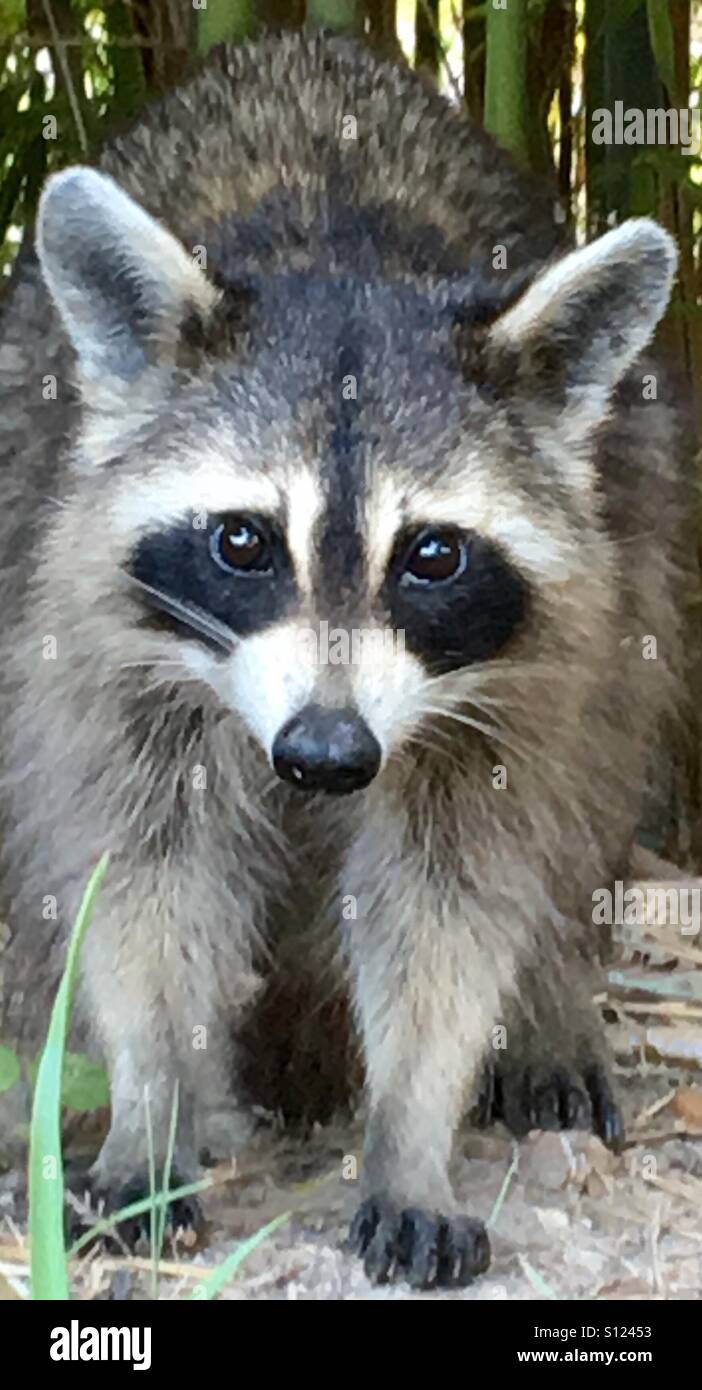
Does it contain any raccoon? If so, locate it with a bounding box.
[0,30,684,1288]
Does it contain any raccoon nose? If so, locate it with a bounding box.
[272,705,381,795]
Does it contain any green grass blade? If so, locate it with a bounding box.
[188,1212,292,1301]
[487,1142,519,1229]
[29,853,110,1300]
[156,1083,180,1261]
[144,1083,157,1293]
[518,1255,559,1300]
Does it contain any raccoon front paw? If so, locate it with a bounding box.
[348,1196,490,1289]
[66,1172,206,1253]
[478,1055,624,1150]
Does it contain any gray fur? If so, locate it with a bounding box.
[0,32,685,1283]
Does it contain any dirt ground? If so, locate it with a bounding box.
[3,1049,702,1301]
[176,1066,702,1302]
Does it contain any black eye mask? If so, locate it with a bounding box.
[382,530,530,675]
[128,512,297,649]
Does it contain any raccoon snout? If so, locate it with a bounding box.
[272,704,381,795]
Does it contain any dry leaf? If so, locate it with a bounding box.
[669,1086,702,1130]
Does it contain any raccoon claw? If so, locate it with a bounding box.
[349,1197,490,1289]
[484,1063,592,1139]
[66,1175,206,1253]
[584,1064,625,1152]
[479,1056,623,1150]
[531,1070,593,1134]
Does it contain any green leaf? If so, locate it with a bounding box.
[27,1050,109,1110]
[0,1044,20,1094]
[29,854,109,1301]
[60,1054,110,1112]
[3,0,26,31]
[646,0,677,101]
[197,0,256,53]
[307,0,363,33]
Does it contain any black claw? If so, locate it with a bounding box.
[350,1197,490,1289]
[364,1230,395,1284]
[485,1050,621,1145]
[562,1083,592,1131]
[533,1077,563,1132]
[585,1065,625,1152]
[475,1057,497,1129]
[438,1215,491,1287]
[66,1174,205,1253]
[398,1208,441,1289]
[348,1194,385,1253]
[499,1064,533,1138]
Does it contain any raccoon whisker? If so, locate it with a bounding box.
[441,691,524,711]
[428,678,606,777]
[470,663,565,684]
[427,665,579,715]
[423,704,592,834]
[418,703,554,778]
[408,722,459,752]
[400,731,468,776]
[124,575,238,654]
[571,529,662,551]
[119,659,192,670]
[418,704,505,745]
[115,659,203,687]
[428,659,566,695]
[141,673,207,692]
[261,774,284,799]
[401,726,446,756]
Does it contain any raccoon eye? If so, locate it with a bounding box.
[211,516,272,575]
[401,529,467,586]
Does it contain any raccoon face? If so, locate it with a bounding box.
[38,169,677,794]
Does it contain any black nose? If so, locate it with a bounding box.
[272,705,381,794]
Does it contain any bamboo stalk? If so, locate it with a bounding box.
[484,0,528,165]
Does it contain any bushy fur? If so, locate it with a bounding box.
[0,31,685,1285]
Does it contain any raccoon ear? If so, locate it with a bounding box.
[487,219,677,433]
[37,167,217,382]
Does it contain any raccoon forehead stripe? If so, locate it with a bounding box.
[364,471,578,589]
[285,468,325,596]
[108,450,282,539]
[313,332,368,610]
[404,476,589,583]
[365,473,405,592]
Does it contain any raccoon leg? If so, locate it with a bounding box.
[477,963,624,1149]
[345,869,495,1287]
[71,1073,202,1248]
[73,973,204,1243]
[72,873,259,1243]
